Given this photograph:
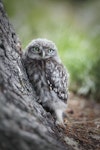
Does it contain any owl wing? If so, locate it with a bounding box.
[45,60,68,103]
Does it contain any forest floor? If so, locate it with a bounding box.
[63,93,100,150]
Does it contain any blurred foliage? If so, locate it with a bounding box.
[3,0,100,101]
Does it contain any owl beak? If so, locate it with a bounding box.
[41,50,45,58]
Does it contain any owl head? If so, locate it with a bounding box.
[25,38,61,62]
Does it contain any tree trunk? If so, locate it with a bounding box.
[0,1,73,150]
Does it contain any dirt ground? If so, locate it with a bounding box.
[64,93,100,150]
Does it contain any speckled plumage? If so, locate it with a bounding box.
[23,38,69,125]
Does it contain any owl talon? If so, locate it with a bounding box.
[55,120,66,128]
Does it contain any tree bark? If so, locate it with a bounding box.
[0,1,73,150]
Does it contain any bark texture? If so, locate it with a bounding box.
[0,1,73,150]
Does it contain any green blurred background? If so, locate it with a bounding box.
[3,0,100,101]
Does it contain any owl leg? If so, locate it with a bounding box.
[55,109,65,126]
[54,101,67,127]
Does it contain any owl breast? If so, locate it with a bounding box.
[25,58,68,108]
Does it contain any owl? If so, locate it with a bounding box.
[23,38,69,126]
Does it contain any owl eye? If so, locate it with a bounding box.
[49,49,55,54]
[31,46,39,52]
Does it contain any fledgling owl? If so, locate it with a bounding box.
[23,38,69,126]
